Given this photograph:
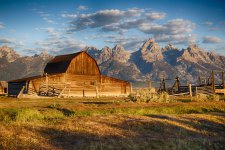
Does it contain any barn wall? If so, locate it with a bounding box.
[66,52,100,75]
[100,75,131,96]
[28,73,131,97]
[28,73,66,96]
[0,81,8,94]
[0,85,3,94]
[10,73,131,97]
[62,74,131,97]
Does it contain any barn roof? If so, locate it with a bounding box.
[8,75,42,82]
[44,52,82,74]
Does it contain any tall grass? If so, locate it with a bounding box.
[0,101,224,123]
[0,108,65,123]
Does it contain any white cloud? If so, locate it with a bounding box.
[139,19,195,35]
[155,34,197,45]
[202,21,213,26]
[42,17,56,24]
[0,22,5,29]
[78,5,88,11]
[139,19,196,44]
[35,28,86,55]
[61,13,77,19]
[145,11,166,20]
[0,37,25,49]
[0,38,14,44]
[35,27,60,38]
[69,9,145,31]
[125,8,144,17]
[208,27,219,31]
[202,36,223,43]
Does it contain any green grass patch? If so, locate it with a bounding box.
[0,101,224,123]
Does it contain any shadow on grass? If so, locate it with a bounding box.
[56,108,75,117]
[27,114,225,149]
[146,114,225,137]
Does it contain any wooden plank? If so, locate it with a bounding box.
[17,86,25,98]
[215,89,225,95]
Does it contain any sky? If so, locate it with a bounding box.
[0,0,225,55]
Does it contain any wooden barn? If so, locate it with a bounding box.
[8,51,131,98]
[0,81,8,95]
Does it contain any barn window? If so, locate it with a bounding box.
[90,81,95,85]
[4,88,7,93]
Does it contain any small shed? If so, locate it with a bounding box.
[0,81,8,95]
[8,51,132,97]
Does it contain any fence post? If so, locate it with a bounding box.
[222,71,225,89]
[95,81,99,98]
[212,71,215,93]
[130,82,132,94]
[196,86,198,95]
[83,82,85,97]
[189,84,192,98]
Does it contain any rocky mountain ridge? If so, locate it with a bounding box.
[0,38,225,83]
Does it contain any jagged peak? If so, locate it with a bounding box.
[39,51,51,58]
[146,38,155,43]
[102,46,111,50]
[187,44,203,52]
[208,50,216,56]
[0,45,18,53]
[141,38,160,52]
[0,45,20,62]
[112,44,125,51]
[82,46,98,51]
[164,44,179,51]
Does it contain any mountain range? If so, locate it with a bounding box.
[0,38,225,83]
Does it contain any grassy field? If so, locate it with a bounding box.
[0,97,224,150]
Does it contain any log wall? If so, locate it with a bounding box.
[14,73,132,97]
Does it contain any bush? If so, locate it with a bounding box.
[129,89,176,103]
[192,94,220,102]
[0,109,18,122]
[48,102,61,109]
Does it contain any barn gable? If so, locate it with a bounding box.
[44,51,100,75]
[66,51,100,75]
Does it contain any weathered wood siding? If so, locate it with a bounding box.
[0,81,8,94]
[22,73,131,97]
[100,75,131,96]
[66,52,100,75]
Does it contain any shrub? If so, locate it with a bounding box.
[0,109,18,122]
[192,93,208,102]
[129,89,176,103]
[207,94,220,101]
[48,102,61,109]
[192,94,220,102]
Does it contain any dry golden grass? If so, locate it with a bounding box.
[0,97,224,149]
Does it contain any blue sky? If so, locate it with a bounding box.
[0,0,225,55]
